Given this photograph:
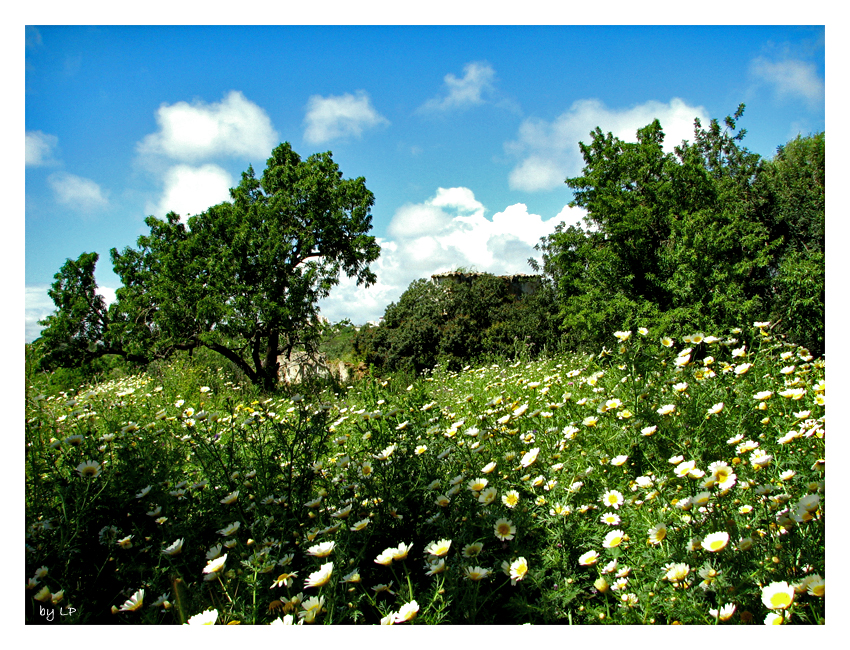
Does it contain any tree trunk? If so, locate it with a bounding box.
[260,328,281,391]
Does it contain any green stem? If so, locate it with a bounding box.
[252,568,258,624]
[217,573,233,604]
[403,562,414,602]
[357,582,379,611]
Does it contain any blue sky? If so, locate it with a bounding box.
[24,22,826,342]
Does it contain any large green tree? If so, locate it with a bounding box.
[38,143,381,389]
[537,106,824,353]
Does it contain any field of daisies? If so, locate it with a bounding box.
[25,323,825,625]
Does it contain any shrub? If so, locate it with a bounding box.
[360,273,562,374]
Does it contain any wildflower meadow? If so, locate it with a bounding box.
[25,323,825,625]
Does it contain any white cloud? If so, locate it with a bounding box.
[48,172,109,211]
[316,238,403,324]
[26,130,58,166]
[25,285,55,343]
[97,286,117,307]
[387,202,454,239]
[749,57,824,107]
[303,91,389,145]
[505,98,710,192]
[506,155,566,193]
[137,90,279,162]
[151,164,233,220]
[430,186,485,213]
[388,187,484,239]
[25,284,117,343]
[418,61,496,113]
[553,204,592,231]
[317,187,586,324]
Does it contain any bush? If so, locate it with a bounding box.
[769,249,825,356]
[359,273,562,374]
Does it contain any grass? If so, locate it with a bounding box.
[24,323,824,625]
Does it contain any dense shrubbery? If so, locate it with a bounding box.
[352,111,823,377]
[354,273,563,374]
[757,133,825,355]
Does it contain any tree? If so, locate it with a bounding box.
[37,252,108,370]
[755,132,825,354]
[755,132,824,255]
[359,279,444,374]
[38,143,381,389]
[36,252,143,371]
[538,106,823,352]
[358,272,561,373]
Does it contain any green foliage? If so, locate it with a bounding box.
[357,274,562,374]
[37,143,381,390]
[757,132,825,255]
[36,252,130,372]
[318,320,366,364]
[538,107,824,355]
[755,132,825,355]
[27,341,136,396]
[768,249,825,356]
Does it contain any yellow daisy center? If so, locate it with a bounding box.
[770,592,792,608]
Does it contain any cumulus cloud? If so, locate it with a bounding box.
[25,285,55,343]
[749,57,824,107]
[303,91,389,145]
[418,61,496,113]
[505,97,710,192]
[316,238,404,324]
[388,187,484,239]
[48,171,109,211]
[136,90,272,225]
[26,130,59,166]
[97,286,117,307]
[151,164,233,220]
[317,187,586,323]
[25,284,117,343]
[137,90,279,162]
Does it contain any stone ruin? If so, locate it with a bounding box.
[277,349,368,385]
